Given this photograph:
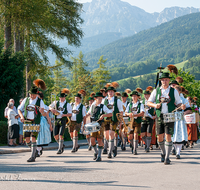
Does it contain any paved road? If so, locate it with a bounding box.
[0,143,200,190]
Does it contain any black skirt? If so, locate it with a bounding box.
[8,124,19,139]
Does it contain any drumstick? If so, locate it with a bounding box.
[24,120,32,123]
[172,103,187,113]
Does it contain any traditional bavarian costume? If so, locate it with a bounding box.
[69,93,86,152]
[141,91,155,152]
[126,90,144,155]
[87,92,112,161]
[36,104,52,157]
[172,93,190,158]
[49,92,72,154]
[18,86,46,162]
[104,86,123,158]
[148,72,181,164]
[120,92,130,151]
[86,96,95,151]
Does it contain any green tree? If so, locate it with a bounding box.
[92,55,111,92]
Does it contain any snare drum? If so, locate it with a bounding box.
[163,113,175,123]
[84,122,101,134]
[163,112,184,123]
[175,112,184,121]
[23,124,40,132]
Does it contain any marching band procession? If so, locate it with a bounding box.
[6,64,200,165]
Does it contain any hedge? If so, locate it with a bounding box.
[0,121,8,144]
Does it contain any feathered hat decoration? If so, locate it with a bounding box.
[180,86,186,94]
[136,87,143,94]
[125,88,132,94]
[167,64,178,75]
[90,92,96,98]
[176,77,183,84]
[115,92,121,97]
[111,82,119,89]
[193,97,198,102]
[78,89,87,97]
[33,79,46,90]
[61,88,70,95]
[146,86,153,92]
[105,83,112,88]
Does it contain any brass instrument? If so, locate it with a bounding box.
[65,116,71,128]
[143,104,148,121]
[30,104,49,112]
[54,100,60,116]
[116,113,131,133]
[123,105,126,112]
[129,115,134,129]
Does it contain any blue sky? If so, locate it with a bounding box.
[77,0,200,13]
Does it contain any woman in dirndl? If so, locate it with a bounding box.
[172,86,192,159]
[186,96,199,148]
[36,92,53,157]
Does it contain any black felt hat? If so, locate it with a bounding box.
[29,86,39,94]
[130,90,140,96]
[158,72,172,80]
[169,80,179,85]
[94,92,104,98]
[122,92,128,97]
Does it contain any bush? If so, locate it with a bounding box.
[0,121,8,144]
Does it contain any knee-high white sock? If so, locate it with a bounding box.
[176,144,182,155]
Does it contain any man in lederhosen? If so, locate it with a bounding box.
[141,87,156,153]
[69,90,87,153]
[86,92,112,161]
[120,92,130,150]
[85,93,95,151]
[49,89,72,154]
[147,72,185,165]
[18,81,46,162]
[103,83,123,158]
[125,90,144,155]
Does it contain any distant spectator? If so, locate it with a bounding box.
[7,102,19,146]
[4,99,18,145]
[4,99,17,118]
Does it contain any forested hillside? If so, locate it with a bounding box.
[84,12,200,81]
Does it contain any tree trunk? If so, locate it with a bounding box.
[14,22,21,52]
[25,30,32,96]
[4,14,12,50]
[26,61,31,97]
